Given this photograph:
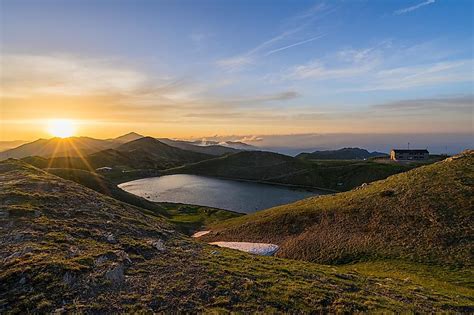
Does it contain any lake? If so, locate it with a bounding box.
[118,174,325,213]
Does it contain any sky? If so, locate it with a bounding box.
[0,0,473,151]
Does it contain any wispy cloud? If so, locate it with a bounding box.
[272,39,473,91]
[372,95,473,112]
[394,0,435,15]
[265,34,326,56]
[362,59,474,91]
[222,91,300,104]
[216,3,333,72]
[0,54,148,97]
[286,60,372,80]
[216,56,254,72]
[236,135,263,142]
[278,43,385,80]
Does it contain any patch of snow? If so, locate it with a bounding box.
[192,230,211,238]
[210,241,279,256]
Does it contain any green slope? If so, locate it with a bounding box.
[2,159,473,312]
[202,151,474,267]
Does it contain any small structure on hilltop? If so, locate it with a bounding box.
[390,149,429,161]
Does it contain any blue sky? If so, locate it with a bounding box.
[1,0,473,145]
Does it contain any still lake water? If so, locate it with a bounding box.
[118,174,324,213]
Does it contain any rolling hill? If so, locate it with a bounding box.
[297,147,387,160]
[165,150,415,191]
[3,159,471,312]
[116,136,211,163]
[201,151,474,268]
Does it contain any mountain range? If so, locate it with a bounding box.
[0,133,256,160]
[21,137,213,173]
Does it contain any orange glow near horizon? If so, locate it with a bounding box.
[46,119,77,138]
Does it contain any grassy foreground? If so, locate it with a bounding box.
[1,159,473,312]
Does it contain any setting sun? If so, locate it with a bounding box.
[47,119,76,138]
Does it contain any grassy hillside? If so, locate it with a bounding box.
[202,151,474,268]
[3,159,472,312]
[166,151,415,191]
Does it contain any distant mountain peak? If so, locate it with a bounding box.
[113,132,144,143]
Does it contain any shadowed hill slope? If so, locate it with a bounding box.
[2,159,472,312]
[166,150,414,191]
[167,150,303,178]
[116,137,209,160]
[202,151,474,267]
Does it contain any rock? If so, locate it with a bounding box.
[0,209,9,218]
[149,239,166,251]
[115,250,132,264]
[19,276,26,285]
[105,263,124,283]
[106,233,116,243]
[62,272,75,286]
[95,255,109,265]
[13,233,24,242]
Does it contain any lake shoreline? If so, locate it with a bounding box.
[116,171,339,194]
[119,174,326,213]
